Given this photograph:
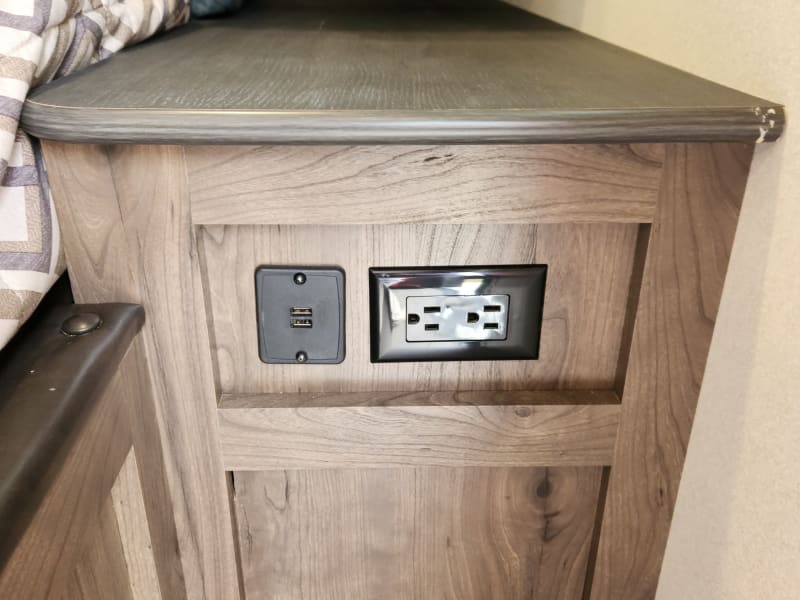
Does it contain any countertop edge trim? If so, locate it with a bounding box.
[20,104,785,144]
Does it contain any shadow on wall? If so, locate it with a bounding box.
[504,0,588,28]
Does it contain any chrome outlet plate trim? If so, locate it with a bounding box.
[369,265,546,363]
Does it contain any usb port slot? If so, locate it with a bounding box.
[484,305,502,312]
[425,324,440,331]
[290,307,312,316]
[483,322,499,330]
[290,318,313,328]
[424,306,441,313]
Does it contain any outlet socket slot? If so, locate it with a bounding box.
[369,265,546,362]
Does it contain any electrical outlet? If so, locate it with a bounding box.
[369,265,546,362]
[406,294,509,341]
[255,266,345,364]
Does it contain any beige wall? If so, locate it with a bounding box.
[507,1,800,598]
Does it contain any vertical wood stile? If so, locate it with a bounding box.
[590,143,753,599]
[42,142,240,600]
[111,449,163,600]
[68,497,135,600]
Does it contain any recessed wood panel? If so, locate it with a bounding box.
[199,223,639,394]
[233,466,602,600]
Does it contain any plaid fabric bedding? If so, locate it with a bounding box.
[0,0,189,350]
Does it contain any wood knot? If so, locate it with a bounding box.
[515,407,532,418]
[536,478,552,498]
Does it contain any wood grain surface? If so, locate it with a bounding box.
[590,143,753,599]
[111,449,163,600]
[43,141,240,600]
[220,389,621,408]
[67,497,134,600]
[219,403,620,470]
[118,336,185,600]
[40,133,757,599]
[22,2,783,143]
[0,350,132,599]
[188,144,663,224]
[233,466,602,600]
[199,223,639,394]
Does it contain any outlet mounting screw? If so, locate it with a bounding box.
[296,350,308,363]
[293,272,307,285]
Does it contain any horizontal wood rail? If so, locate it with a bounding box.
[187,144,663,225]
[220,389,621,408]
[219,392,621,470]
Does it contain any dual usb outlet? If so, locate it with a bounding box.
[255,267,346,364]
[290,307,313,328]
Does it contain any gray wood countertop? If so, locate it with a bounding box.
[21,0,784,144]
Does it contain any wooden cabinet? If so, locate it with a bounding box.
[23,2,783,598]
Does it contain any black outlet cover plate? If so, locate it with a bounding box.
[255,266,345,364]
[369,265,546,362]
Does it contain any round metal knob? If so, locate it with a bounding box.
[61,313,102,336]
